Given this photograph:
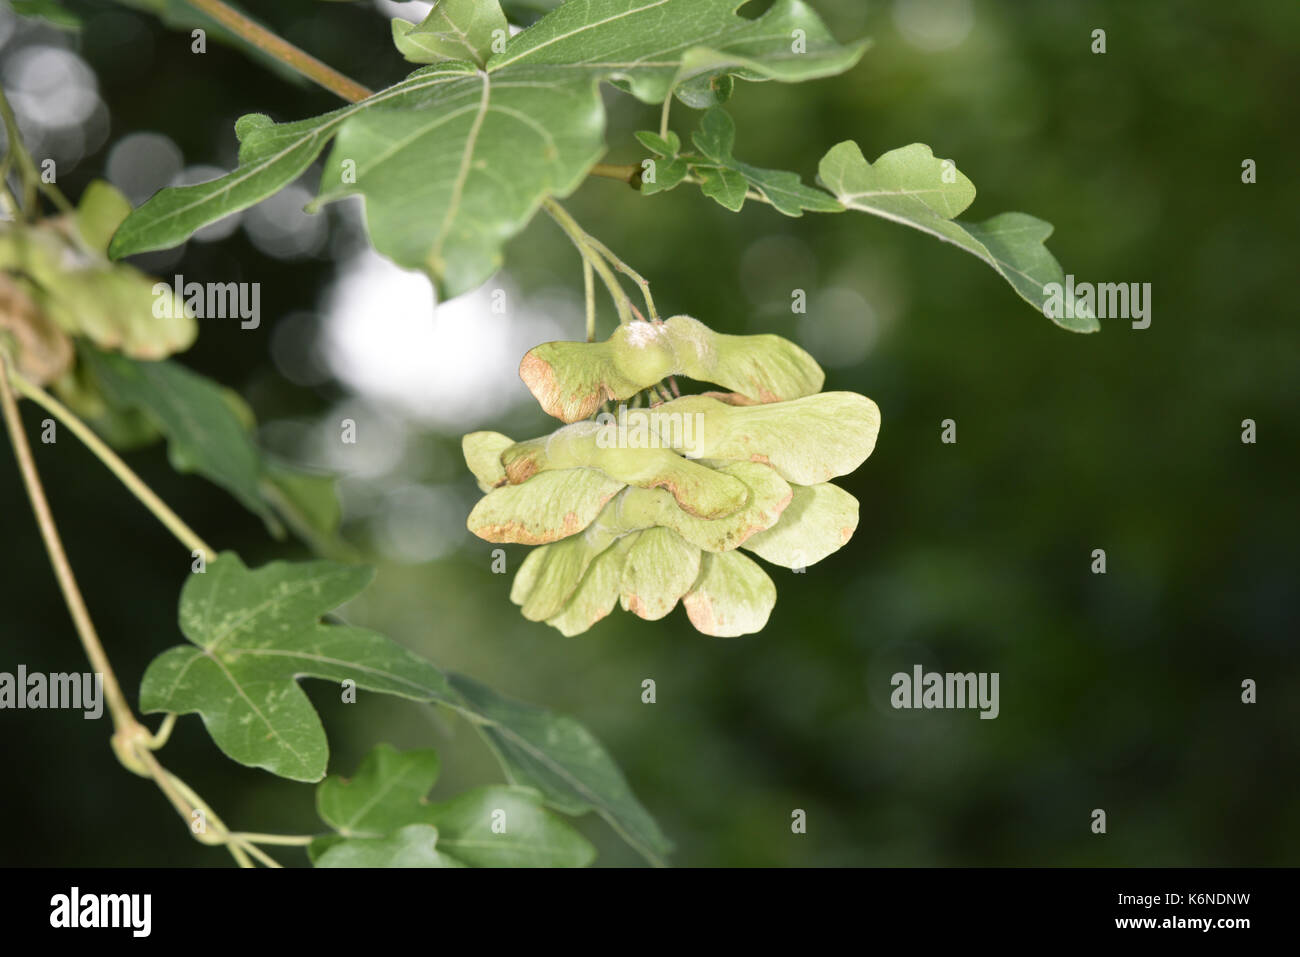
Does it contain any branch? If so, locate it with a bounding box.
[183,0,373,103]
[1,355,282,868]
[0,357,137,736]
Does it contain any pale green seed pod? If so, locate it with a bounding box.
[682,551,777,637]
[520,314,824,422]
[501,419,749,519]
[464,312,880,638]
[468,468,623,544]
[462,431,513,491]
[641,392,880,485]
[742,483,860,569]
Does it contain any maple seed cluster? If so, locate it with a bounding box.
[0,181,194,386]
[462,315,881,637]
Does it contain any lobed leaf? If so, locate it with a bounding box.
[316,743,442,838]
[139,554,668,863]
[111,1,864,298]
[391,0,508,67]
[635,130,691,195]
[108,106,353,262]
[314,824,461,867]
[817,141,1098,332]
[140,554,456,781]
[690,108,841,216]
[312,744,594,867]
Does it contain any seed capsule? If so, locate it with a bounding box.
[464,316,879,636]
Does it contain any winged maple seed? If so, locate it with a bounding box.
[0,181,195,363]
[519,314,824,422]
[0,273,73,385]
[464,316,880,637]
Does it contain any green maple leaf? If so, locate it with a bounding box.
[633,130,690,195]
[310,744,595,867]
[109,0,866,298]
[449,672,670,863]
[392,0,509,68]
[690,108,842,216]
[816,141,1099,332]
[139,554,455,782]
[140,553,671,864]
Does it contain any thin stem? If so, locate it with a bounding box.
[0,87,75,217]
[131,748,227,847]
[580,231,659,320]
[587,245,631,325]
[2,354,279,869]
[228,843,255,868]
[542,198,662,326]
[148,713,177,750]
[230,832,316,847]
[0,88,37,214]
[134,748,258,866]
[0,357,136,736]
[239,842,283,868]
[659,94,672,139]
[543,198,632,325]
[9,370,215,559]
[0,146,18,218]
[183,0,373,103]
[582,257,595,342]
[589,163,641,185]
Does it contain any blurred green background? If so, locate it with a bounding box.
[1,0,1296,866]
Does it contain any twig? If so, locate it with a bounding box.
[1,353,274,868]
[184,0,373,103]
[0,87,75,216]
[0,356,137,736]
[543,198,633,325]
[583,257,595,342]
[589,163,641,185]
